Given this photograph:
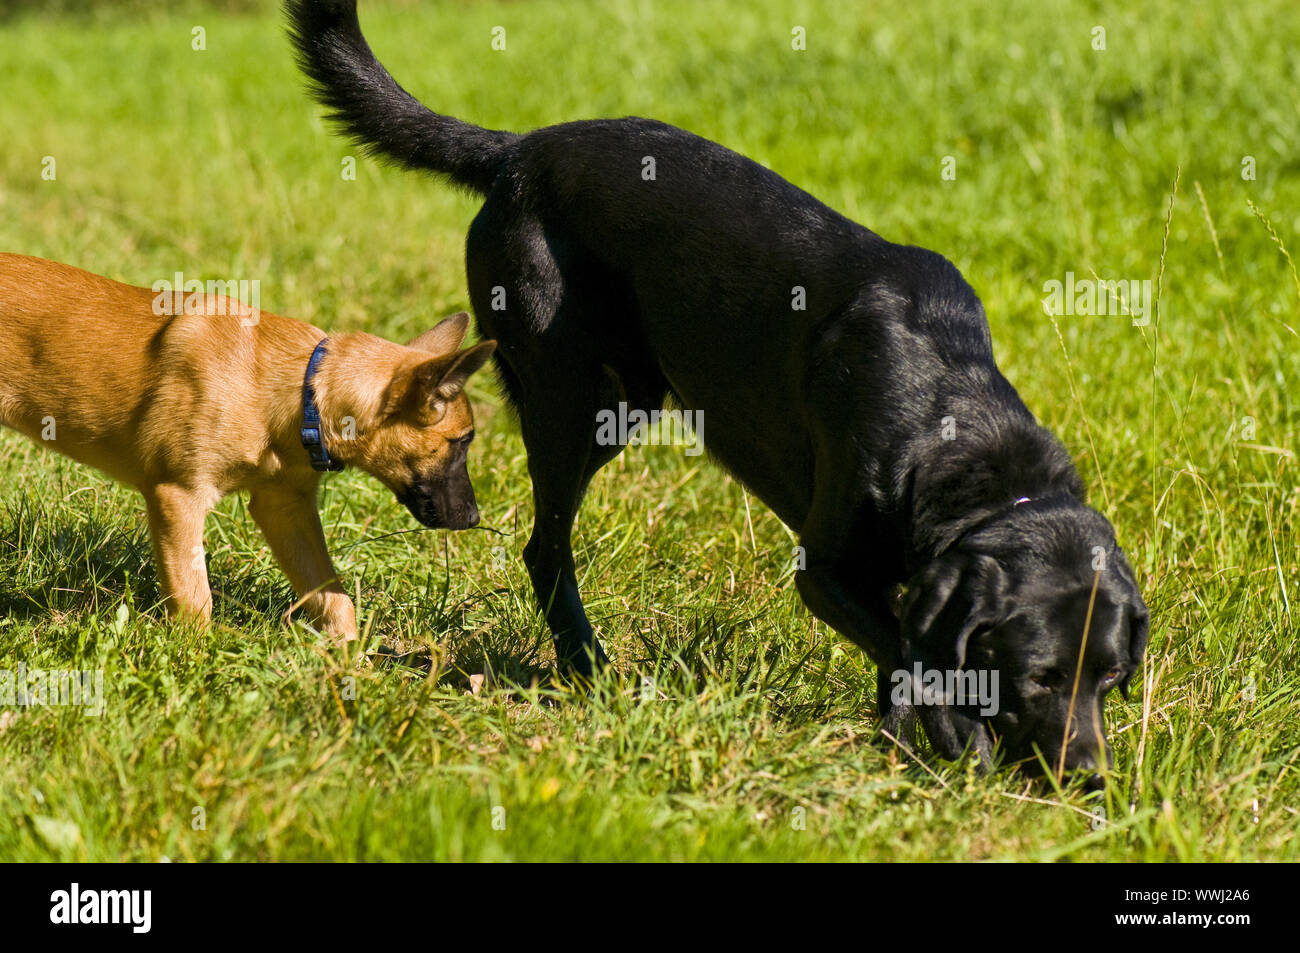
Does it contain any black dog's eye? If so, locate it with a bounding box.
[1102,668,1123,685]
[1030,669,1067,690]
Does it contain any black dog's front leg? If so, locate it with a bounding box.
[796,451,917,741]
[794,563,899,667]
[795,563,916,745]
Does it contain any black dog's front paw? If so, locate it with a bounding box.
[917,705,994,772]
[879,699,919,749]
[876,669,919,748]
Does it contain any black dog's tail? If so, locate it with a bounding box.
[285,0,517,194]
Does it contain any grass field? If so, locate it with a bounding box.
[0,0,1297,861]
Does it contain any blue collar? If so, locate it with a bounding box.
[301,339,345,472]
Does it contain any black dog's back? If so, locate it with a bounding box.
[287,4,1002,389]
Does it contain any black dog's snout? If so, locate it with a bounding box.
[1059,746,1110,792]
[1068,750,1097,772]
[1081,773,1106,794]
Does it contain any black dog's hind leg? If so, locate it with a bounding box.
[471,215,664,679]
[520,360,669,675]
[471,222,595,675]
[512,362,667,676]
[519,375,609,677]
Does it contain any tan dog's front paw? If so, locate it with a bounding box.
[314,591,358,642]
[286,589,357,642]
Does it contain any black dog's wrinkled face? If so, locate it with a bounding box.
[899,506,1149,786]
[966,584,1145,778]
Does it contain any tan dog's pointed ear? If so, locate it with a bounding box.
[385,340,497,419]
[433,340,497,400]
[382,360,442,419]
[407,311,471,356]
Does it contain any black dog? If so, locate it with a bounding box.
[287,0,1149,783]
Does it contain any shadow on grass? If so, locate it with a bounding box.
[0,493,319,633]
[630,610,827,704]
[361,582,556,695]
[0,495,155,619]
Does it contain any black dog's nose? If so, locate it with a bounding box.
[1081,773,1106,794]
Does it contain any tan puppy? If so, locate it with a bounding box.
[0,253,495,639]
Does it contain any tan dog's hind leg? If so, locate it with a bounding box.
[143,484,214,623]
[248,486,357,641]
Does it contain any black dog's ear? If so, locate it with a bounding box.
[1119,600,1150,699]
[900,551,1009,672]
[1111,551,1149,699]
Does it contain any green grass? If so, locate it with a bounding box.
[1,0,1297,861]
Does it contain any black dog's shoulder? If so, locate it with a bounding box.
[856,246,990,351]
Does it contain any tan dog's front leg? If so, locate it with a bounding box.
[248,485,357,640]
[143,483,214,623]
